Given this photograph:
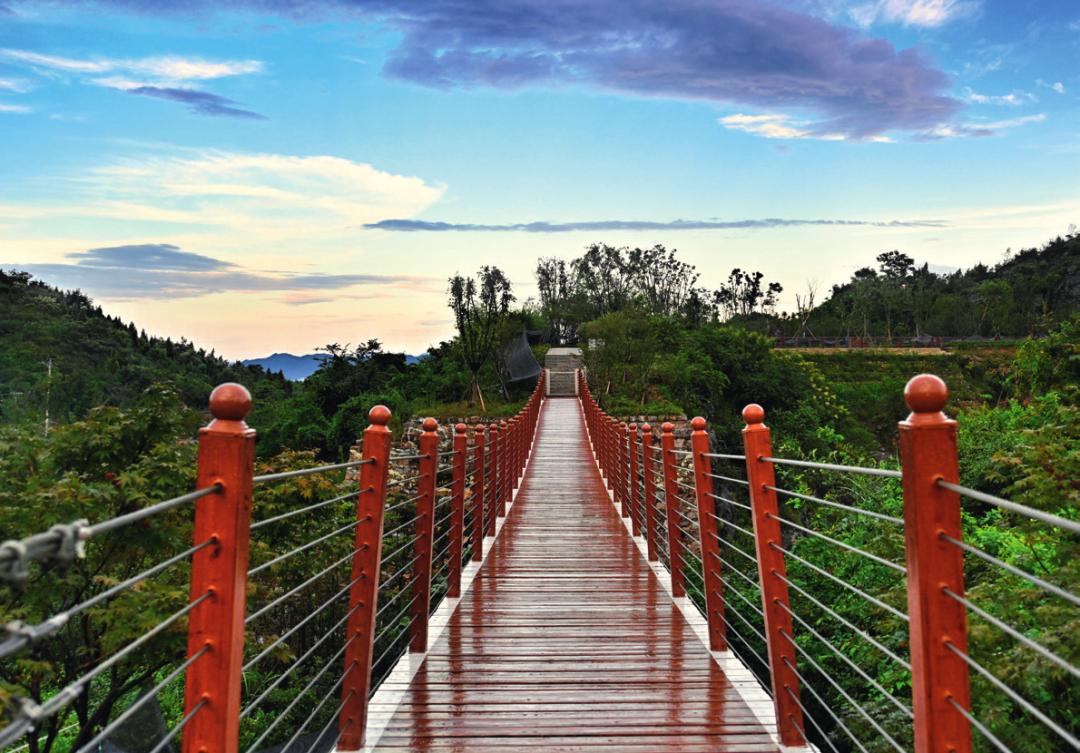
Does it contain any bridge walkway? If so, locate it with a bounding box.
[365,397,781,752]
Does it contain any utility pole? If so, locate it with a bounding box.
[43,358,52,437]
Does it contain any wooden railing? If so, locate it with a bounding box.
[577,369,1079,753]
[0,375,545,753]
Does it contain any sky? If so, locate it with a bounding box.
[1,0,1077,359]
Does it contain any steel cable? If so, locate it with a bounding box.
[253,459,371,485]
[251,490,357,530]
[777,601,914,719]
[769,486,903,525]
[766,513,907,573]
[778,629,907,753]
[944,641,1079,750]
[245,552,354,625]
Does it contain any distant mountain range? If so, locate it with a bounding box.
[242,352,424,380]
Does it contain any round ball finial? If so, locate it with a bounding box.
[690,416,707,431]
[422,417,438,432]
[368,404,392,426]
[904,374,948,414]
[455,422,467,434]
[629,422,637,430]
[641,422,651,432]
[210,383,252,421]
[661,421,675,433]
[742,404,765,425]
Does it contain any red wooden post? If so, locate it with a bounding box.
[472,424,486,559]
[606,417,617,492]
[410,418,438,653]
[629,423,641,536]
[661,422,684,598]
[642,424,657,562]
[690,417,726,651]
[182,384,255,753]
[487,422,500,533]
[742,404,805,747]
[619,421,630,517]
[511,417,520,491]
[448,423,467,598]
[337,405,394,752]
[499,419,509,512]
[898,375,972,753]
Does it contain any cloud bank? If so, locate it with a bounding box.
[0,48,264,118]
[10,243,430,299]
[28,0,962,140]
[365,217,946,233]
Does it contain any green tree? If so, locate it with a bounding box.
[447,267,514,410]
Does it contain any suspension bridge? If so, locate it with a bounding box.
[1,367,1077,753]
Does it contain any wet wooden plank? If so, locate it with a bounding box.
[367,398,780,752]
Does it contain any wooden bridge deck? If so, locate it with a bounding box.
[365,398,782,752]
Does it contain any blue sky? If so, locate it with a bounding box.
[1,0,1077,358]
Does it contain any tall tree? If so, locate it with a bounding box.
[447,266,514,410]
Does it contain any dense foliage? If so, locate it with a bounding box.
[1,231,1076,752]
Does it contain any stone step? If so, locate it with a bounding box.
[547,369,578,397]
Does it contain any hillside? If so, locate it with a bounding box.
[0,270,293,426]
[796,232,1080,339]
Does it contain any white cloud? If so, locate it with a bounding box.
[918,112,1046,139]
[0,103,30,114]
[981,113,1047,129]
[0,48,263,86]
[1,150,446,247]
[851,0,978,27]
[0,77,30,92]
[718,113,892,142]
[1035,78,1067,95]
[962,87,1035,106]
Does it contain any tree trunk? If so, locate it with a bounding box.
[471,374,487,412]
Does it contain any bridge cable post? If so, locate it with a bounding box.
[629,423,642,536]
[606,417,617,492]
[336,405,394,752]
[509,417,519,491]
[448,423,467,598]
[410,418,439,653]
[741,404,806,747]
[642,424,658,562]
[661,422,685,598]
[511,414,520,490]
[472,424,486,560]
[690,417,726,652]
[619,421,630,518]
[898,375,973,753]
[498,419,509,516]
[182,383,256,753]
[487,423,500,534]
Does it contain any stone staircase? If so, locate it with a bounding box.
[545,347,582,397]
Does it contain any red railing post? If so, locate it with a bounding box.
[898,375,972,753]
[498,419,509,516]
[448,422,467,598]
[619,421,630,518]
[606,417,617,492]
[511,417,521,490]
[661,422,684,598]
[410,418,438,653]
[690,417,726,652]
[742,404,806,747]
[629,423,641,536]
[487,422,500,534]
[182,384,256,753]
[472,424,486,558]
[642,424,658,562]
[337,405,394,751]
